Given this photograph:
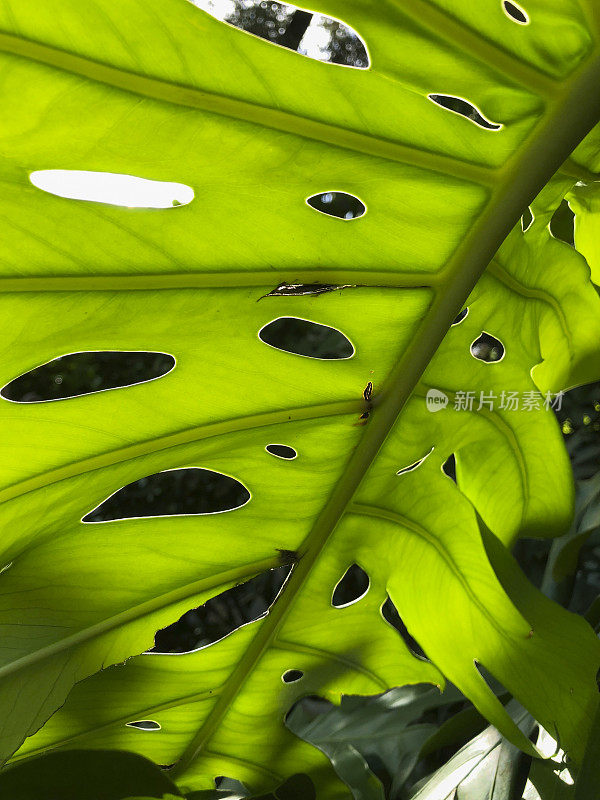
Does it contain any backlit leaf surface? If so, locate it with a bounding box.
[1,0,600,796]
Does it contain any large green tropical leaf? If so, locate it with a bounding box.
[2,0,600,796]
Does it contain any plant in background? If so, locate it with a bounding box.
[0,0,599,798]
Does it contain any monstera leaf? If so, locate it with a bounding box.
[1,0,600,796]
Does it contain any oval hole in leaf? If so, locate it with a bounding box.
[470,332,505,363]
[126,720,161,731]
[427,94,502,130]
[150,565,292,653]
[266,444,298,460]
[442,454,457,482]
[83,467,250,522]
[282,669,304,683]
[29,170,194,208]
[381,597,429,661]
[397,446,434,475]
[188,0,369,69]
[502,0,529,24]
[331,564,369,608]
[306,191,366,220]
[451,307,469,326]
[1,351,175,403]
[549,199,574,246]
[259,317,354,360]
[521,206,534,232]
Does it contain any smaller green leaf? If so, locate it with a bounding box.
[0,749,182,800]
[287,684,464,799]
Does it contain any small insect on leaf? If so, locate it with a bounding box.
[363,381,373,402]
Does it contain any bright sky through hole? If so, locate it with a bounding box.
[29,170,194,208]
[190,0,341,61]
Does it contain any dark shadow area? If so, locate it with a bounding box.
[521,206,534,231]
[125,720,160,730]
[259,317,354,359]
[451,307,468,326]
[266,444,297,460]
[331,563,369,607]
[470,332,505,363]
[381,597,429,660]
[397,448,432,476]
[428,94,501,130]
[2,351,174,402]
[306,191,365,220]
[282,669,304,683]
[503,0,529,24]
[150,565,291,653]
[83,468,250,522]
[549,199,575,245]
[441,454,457,482]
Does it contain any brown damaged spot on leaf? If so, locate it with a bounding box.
[355,380,374,425]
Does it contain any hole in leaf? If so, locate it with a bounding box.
[470,332,505,363]
[266,444,297,460]
[1,351,175,403]
[29,170,194,208]
[549,199,575,246]
[451,307,469,326]
[83,468,250,522]
[502,0,529,24]
[331,564,369,608]
[150,565,292,653]
[442,454,457,482]
[427,95,502,130]
[282,669,304,683]
[306,191,366,220]
[214,776,248,794]
[126,720,161,731]
[189,0,369,69]
[381,597,429,660]
[397,446,434,475]
[521,206,534,232]
[260,281,354,299]
[259,317,354,360]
